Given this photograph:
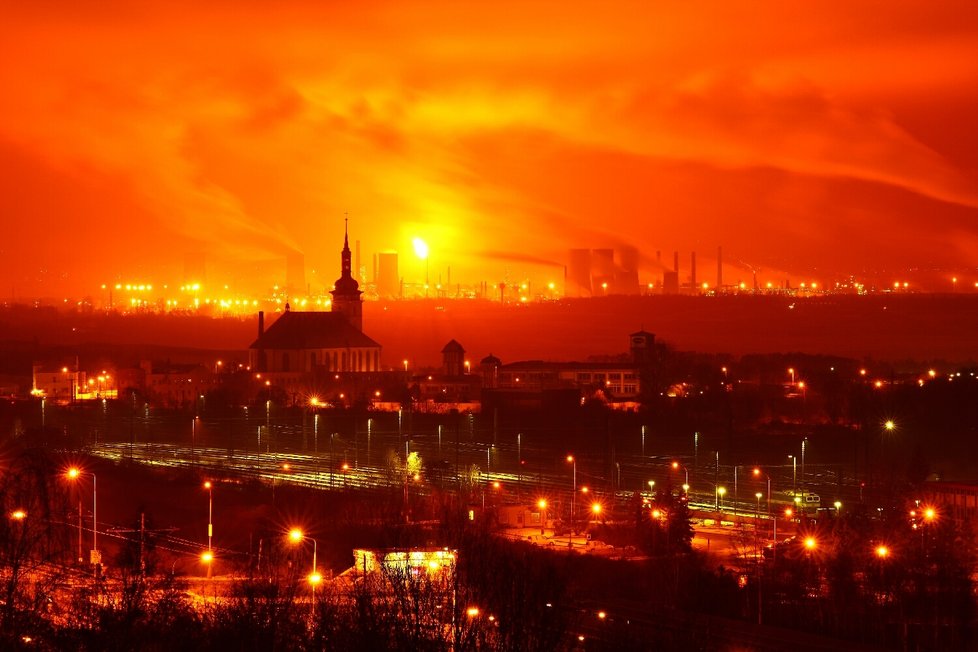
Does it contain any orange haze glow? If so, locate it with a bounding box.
[1,1,976,296]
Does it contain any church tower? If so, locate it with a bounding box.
[330,220,363,331]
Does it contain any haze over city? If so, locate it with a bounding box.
[2,1,977,297]
[2,3,978,651]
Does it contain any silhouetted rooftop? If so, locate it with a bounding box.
[249,311,380,350]
[441,339,465,354]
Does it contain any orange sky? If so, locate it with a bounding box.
[1,1,976,296]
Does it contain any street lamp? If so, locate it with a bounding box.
[716,486,726,511]
[204,481,214,578]
[788,455,797,491]
[192,416,198,468]
[287,528,320,600]
[752,467,772,514]
[537,499,547,535]
[754,492,763,561]
[566,455,576,524]
[671,461,689,486]
[66,467,98,571]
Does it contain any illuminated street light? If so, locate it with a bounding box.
[752,467,772,514]
[566,455,576,522]
[875,545,890,559]
[287,528,320,599]
[204,481,214,578]
[884,420,896,431]
[9,509,26,521]
[66,467,98,570]
[671,461,689,486]
[804,537,817,550]
[716,486,727,511]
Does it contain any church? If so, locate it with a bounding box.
[249,224,382,375]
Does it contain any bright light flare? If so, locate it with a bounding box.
[201,551,214,564]
[288,528,304,543]
[875,545,889,559]
[412,238,429,260]
[308,572,323,585]
[10,510,26,521]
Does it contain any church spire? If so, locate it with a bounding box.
[332,217,363,331]
[340,214,353,278]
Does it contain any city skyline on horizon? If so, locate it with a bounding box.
[1,2,976,297]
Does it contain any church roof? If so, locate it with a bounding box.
[249,311,380,350]
[441,339,465,354]
[481,353,502,365]
[331,275,361,295]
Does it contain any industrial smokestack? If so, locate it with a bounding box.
[258,311,265,337]
[717,246,723,289]
[691,252,697,288]
[673,251,679,273]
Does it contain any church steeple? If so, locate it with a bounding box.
[341,217,352,278]
[331,218,363,331]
